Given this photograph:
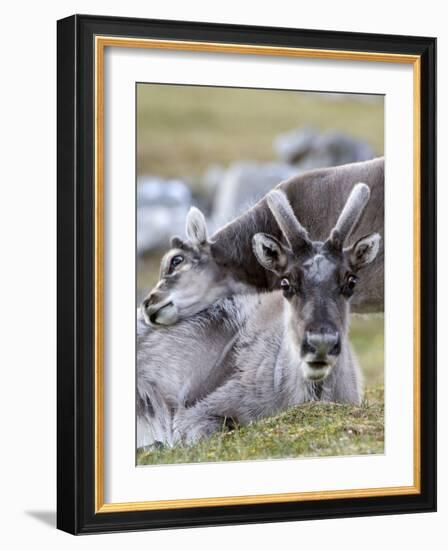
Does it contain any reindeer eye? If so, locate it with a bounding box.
[171,255,184,268]
[347,274,358,289]
[280,278,290,291]
[342,274,358,297]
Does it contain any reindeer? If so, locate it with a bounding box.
[137,295,247,448]
[172,184,380,444]
[141,157,384,330]
[137,209,253,448]
[137,183,380,448]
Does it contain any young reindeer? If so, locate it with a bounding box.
[137,208,253,448]
[172,183,381,445]
[137,207,254,448]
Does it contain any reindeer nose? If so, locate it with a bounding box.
[304,331,340,358]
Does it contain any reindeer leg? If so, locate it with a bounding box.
[173,378,246,445]
[137,382,175,449]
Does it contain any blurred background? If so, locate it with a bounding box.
[136,84,384,387]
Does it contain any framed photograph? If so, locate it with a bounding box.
[57,14,436,534]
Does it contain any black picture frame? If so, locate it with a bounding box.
[57,14,436,535]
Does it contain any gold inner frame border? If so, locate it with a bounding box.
[94,36,421,513]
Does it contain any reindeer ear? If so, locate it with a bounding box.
[170,236,184,249]
[347,233,381,271]
[186,207,208,245]
[252,233,289,274]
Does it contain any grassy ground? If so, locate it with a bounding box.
[138,386,384,465]
[137,85,384,465]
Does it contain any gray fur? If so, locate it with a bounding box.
[172,291,363,445]
[136,298,246,448]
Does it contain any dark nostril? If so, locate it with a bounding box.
[330,337,341,355]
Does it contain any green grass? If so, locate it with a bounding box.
[138,385,384,465]
[350,315,384,386]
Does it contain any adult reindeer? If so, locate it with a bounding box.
[137,183,381,448]
[172,184,380,444]
[141,157,384,329]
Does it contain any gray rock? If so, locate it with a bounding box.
[296,131,375,170]
[137,177,192,254]
[274,127,375,167]
[274,127,317,164]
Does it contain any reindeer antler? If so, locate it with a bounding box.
[328,183,371,249]
[266,189,312,252]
